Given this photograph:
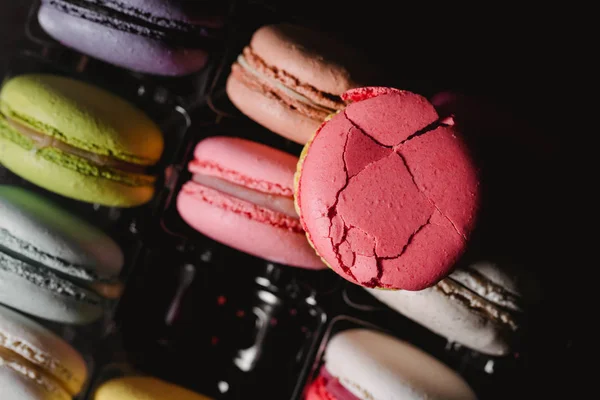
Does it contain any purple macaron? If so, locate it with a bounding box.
[38,0,226,76]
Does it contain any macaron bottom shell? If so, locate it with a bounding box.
[0,304,88,394]
[0,360,71,400]
[38,5,210,76]
[0,136,154,207]
[177,183,325,269]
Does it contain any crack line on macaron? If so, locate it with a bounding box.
[326,129,358,283]
[325,123,439,287]
[0,333,81,395]
[343,107,449,150]
[378,212,434,260]
[342,110,394,149]
[361,214,434,288]
[0,230,102,282]
[325,114,466,287]
[324,115,439,287]
[396,151,466,240]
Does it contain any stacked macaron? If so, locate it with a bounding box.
[223,24,483,288]
[0,74,164,208]
[0,185,124,325]
[0,304,88,399]
[176,136,325,269]
[306,329,476,400]
[37,0,225,76]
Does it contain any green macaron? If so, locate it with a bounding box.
[0,74,164,207]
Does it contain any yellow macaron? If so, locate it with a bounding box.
[94,376,213,400]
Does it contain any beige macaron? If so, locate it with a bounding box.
[226,23,372,144]
[0,304,87,399]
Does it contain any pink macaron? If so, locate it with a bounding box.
[295,87,481,290]
[177,136,325,269]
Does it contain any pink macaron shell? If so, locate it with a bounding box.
[342,91,439,146]
[297,115,361,282]
[191,136,298,196]
[396,125,481,237]
[304,384,321,400]
[297,88,480,290]
[177,183,324,269]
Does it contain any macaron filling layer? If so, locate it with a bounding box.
[232,47,344,121]
[0,348,72,399]
[0,334,77,396]
[0,113,154,187]
[0,251,102,305]
[187,157,303,232]
[450,268,522,311]
[44,0,223,44]
[0,228,119,284]
[0,235,121,298]
[192,173,297,218]
[436,270,521,331]
[186,178,302,233]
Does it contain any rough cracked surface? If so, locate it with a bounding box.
[297,89,480,290]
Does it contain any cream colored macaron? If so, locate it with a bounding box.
[0,304,87,399]
[308,328,476,400]
[94,376,213,400]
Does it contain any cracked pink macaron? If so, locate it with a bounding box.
[295,87,481,290]
[177,136,325,269]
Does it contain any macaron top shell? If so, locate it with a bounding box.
[324,329,476,400]
[250,24,364,96]
[0,74,163,165]
[0,304,87,395]
[190,136,298,196]
[0,186,123,281]
[73,0,225,27]
[296,88,480,290]
[94,376,213,400]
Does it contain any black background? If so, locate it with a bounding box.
[0,0,581,398]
